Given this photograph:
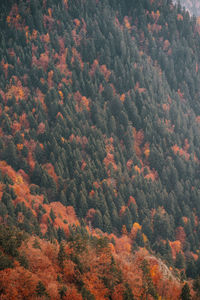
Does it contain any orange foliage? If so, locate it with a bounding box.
[177,14,183,21]
[33,51,49,72]
[119,206,127,217]
[31,29,38,40]
[191,252,198,261]
[0,161,18,182]
[37,122,46,134]
[134,165,141,173]
[48,70,54,88]
[120,93,126,102]
[17,144,23,151]
[83,272,108,300]
[27,151,35,171]
[59,90,64,100]
[41,33,50,43]
[63,0,68,9]
[134,81,146,94]
[69,134,88,147]
[93,181,100,189]
[6,4,25,31]
[104,137,117,173]
[6,77,29,101]
[0,265,38,299]
[63,260,76,282]
[48,8,52,17]
[89,190,95,198]
[63,286,83,299]
[182,216,188,224]
[162,103,170,111]
[133,127,144,157]
[115,235,132,254]
[41,203,79,236]
[19,112,29,129]
[89,59,99,77]
[151,10,160,22]
[0,183,4,201]
[169,240,182,259]
[1,59,13,79]
[172,144,190,160]
[130,222,142,239]
[126,159,133,170]
[74,91,90,112]
[71,48,84,69]
[81,160,87,170]
[74,18,80,27]
[124,16,131,31]
[112,284,125,300]
[144,142,150,160]
[86,208,96,223]
[100,64,111,81]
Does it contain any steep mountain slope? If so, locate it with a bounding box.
[1,0,200,298]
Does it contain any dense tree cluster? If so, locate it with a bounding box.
[1,0,200,296]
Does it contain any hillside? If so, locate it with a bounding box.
[1,0,200,298]
[174,0,200,16]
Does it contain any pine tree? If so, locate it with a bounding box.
[35,281,48,297]
[180,283,191,300]
[58,242,66,270]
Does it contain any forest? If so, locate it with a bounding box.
[0,0,200,298]
[174,0,200,17]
